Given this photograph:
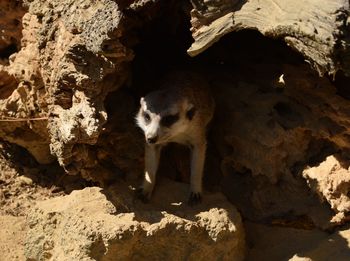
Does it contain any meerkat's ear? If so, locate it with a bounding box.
[140,97,145,106]
[186,103,196,120]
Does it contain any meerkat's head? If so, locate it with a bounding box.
[136,92,196,145]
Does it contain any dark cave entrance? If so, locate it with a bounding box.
[128,6,306,98]
[104,3,346,219]
[104,1,323,190]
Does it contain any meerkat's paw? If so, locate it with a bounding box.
[188,191,202,206]
[135,187,152,203]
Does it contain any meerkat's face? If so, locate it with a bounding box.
[136,97,195,145]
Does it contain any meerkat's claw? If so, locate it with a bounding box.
[188,192,202,206]
[135,187,151,203]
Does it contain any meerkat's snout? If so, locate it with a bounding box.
[146,135,158,144]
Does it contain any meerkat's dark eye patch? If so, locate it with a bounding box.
[143,112,151,124]
[186,107,196,120]
[161,113,179,127]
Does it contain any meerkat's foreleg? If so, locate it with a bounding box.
[189,140,207,205]
[137,144,161,202]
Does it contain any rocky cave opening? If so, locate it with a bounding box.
[100,2,347,230]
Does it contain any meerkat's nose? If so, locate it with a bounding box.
[147,136,158,144]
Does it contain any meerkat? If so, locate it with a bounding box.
[135,72,215,205]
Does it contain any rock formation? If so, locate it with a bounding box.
[303,155,350,224]
[1,0,350,260]
[25,182,245,261]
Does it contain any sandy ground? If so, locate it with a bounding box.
[0,142,91,261]
[0,215,26,260]
[0,143,59,260]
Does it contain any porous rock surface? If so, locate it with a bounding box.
[25,180,245,261]
[211,60,350,227]
[217,62,350,182]
[303,155,350,224]
[0,0,26,57]
[0,0,139,179]
[1,0,53,164]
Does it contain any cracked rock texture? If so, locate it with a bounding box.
[25,181,245,261]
